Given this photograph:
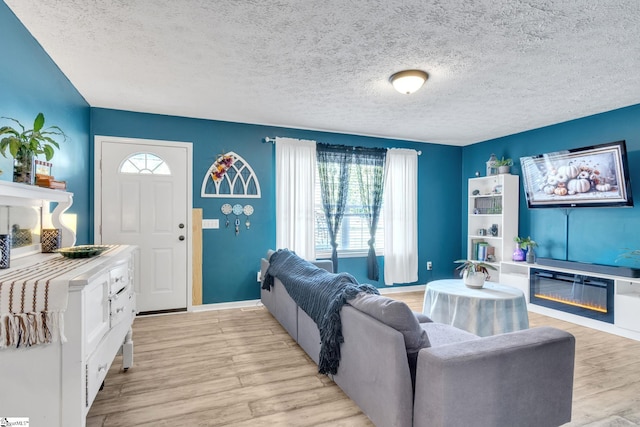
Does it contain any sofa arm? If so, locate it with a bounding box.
[413,326,575,427]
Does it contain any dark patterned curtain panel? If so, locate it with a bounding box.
[316,143,352,270]
[353,147,386,281]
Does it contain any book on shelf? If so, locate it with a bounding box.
[476,242,489,261]
[471,239,489,261]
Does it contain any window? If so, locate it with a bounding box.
[120,153,171,175]
[314,163,384,257]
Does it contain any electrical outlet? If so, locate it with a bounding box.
[427,261,433,270]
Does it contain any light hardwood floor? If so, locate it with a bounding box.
[88,292,640,426]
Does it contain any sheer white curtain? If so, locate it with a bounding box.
[383,148,418,285]
[275,137,317,260]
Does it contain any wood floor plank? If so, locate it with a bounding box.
[88,290,640,426]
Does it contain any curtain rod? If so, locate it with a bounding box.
[263,137,422,155]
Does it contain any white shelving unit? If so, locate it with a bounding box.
[467,174,519,282]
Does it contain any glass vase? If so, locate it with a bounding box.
[13,151,34,185]
[512,244,525,262]
[526,245,536,264]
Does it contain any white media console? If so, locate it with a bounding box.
[500,259,640,341]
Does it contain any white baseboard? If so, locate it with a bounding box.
[191,299,263,312]
[190,285,426,312]
[378,284,426,294]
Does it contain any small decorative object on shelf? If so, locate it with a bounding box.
[526,245,536,264]
[513,244,525,262]
[0,234,10,269]
[496,157,513,174]
[11,224,32,247]
[486,153,498,176]
[41,228,61,253]
[513,236,537,262]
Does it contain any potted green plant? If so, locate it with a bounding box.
[515,236,536,248]
[0,112,67,184]
[514,236,538,263]
[496,156,513,174]
[454,259,497,289]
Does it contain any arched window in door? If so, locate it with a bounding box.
[119,152,171,175]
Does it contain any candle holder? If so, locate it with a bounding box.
[41,228,61,253]
[0,234,11,269]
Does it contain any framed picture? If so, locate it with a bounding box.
[35,160,52,176]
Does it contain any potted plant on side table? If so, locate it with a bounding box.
[454,259,497,289]
[0,112,67,184]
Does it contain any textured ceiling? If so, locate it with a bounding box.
[5,0,640,146]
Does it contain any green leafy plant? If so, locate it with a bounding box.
[496,156,513,167]
[0,113,67,161]
[514,236,537,249]
[454,259,497,279]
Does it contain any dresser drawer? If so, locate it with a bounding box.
[110,285,134,328]
[109,261,130,295]
[86,335,116,409]
[84,272,110,355]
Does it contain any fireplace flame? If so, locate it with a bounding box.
[533,293,607,313]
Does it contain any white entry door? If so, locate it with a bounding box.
[96,137,192,312]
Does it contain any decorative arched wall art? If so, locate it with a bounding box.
[200,151,261,198]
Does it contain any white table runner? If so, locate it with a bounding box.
[0,249,115,348]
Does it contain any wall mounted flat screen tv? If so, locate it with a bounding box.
[520,140,634,208]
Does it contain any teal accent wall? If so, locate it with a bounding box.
[91,108,463,303]
[462,104,640,267]
[0,3,91,244]
[5,0,637,302]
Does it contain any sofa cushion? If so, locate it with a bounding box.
[420,322,479,347]
[349,293,430,352]
[414,312,433,323]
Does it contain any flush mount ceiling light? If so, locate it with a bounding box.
[389,69,429,94]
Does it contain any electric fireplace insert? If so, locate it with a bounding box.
[530,267,614,323]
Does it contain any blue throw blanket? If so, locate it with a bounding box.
[262,249,379,374]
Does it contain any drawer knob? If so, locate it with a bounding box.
[116,307,125,313]
[98,364,108,373]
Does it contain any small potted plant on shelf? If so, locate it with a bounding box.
[496,157,513,174]
[0,112,67,185]
[454,259,497,289]
[514,236,537,263]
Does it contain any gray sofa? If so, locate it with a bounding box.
[260,255,575,427]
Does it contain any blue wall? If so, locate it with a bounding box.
[91,108,463,303]
[0,3,91,244]
[462,104,640,267]
[15,0,638,303]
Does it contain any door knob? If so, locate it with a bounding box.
[178,223,185,229]
[179,235,185,241]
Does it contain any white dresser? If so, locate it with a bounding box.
[0,245,137,426]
